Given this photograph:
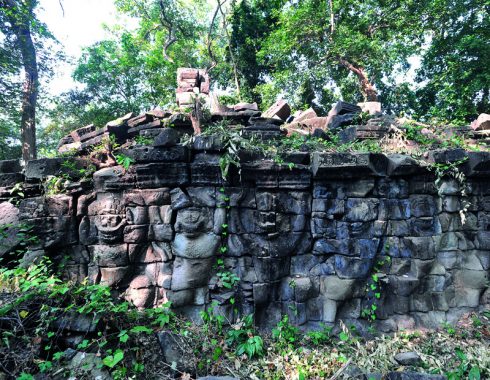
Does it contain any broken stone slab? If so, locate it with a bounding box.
[139,127,167,138]
[248,116,284,127]
[25,158,88,179]
[465,151,490,177]
[176,91,195,106]
[199,69,210,94]
[0,202,20,257]
[310,152,388,178]
[164,113,192,128]
[192,134,224,151]
[69,124,96,142]
[177,67,199,81]
[127,119,161,136]
[153,128,180,147]
[79,132,110,150]
[210,110,262,123]
[233,102,258,112]
[52,312,99,333]
[328,113,358,130]
[427,148,468,164]
[58,142,82,154]
[327,101,362,117]
[294,107,317,123]
[127,113,152,128]
[241,129,287,141]
[157,331,194,373]
[146,109,172,119]
[135,163,190,188]
[190,154,229,187]
[387,154,424,176]
[394,351,422,366]
[0,172,24,187]
[262,99,291,120]
[286,117,329,135]
[240,160,311,189]
[106,112,134,127]
[471,113,490,131]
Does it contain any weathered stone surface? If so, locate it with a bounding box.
[153,128,180,147]
[157,331,194,373]
[471,113,490,131]
[89,244,128,267]
[262,99,291,120]
[0,159,21,173]
[394,351,422,366]
[311,153,388,178]
[25,158,87,179]
[320,276,356,301]
[171,257,214,290]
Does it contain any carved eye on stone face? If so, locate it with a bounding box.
[104,215,121,227]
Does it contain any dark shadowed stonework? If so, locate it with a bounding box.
[1,145,489,332]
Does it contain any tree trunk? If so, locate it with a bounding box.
[3,0,38,160]
[339,58,377,102]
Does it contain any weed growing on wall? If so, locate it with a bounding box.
[430,157,470,224]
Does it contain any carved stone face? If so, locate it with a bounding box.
[93,198,126,244]
[234,191,310,257]
[175,207,212,237]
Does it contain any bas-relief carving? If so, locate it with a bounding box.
[36,175,486,329]
[77,188,222,311]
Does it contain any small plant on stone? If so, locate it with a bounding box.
[216,270,240,289]
[134,135,154,145]
[445,347,481,380]
[226,314,264,358]
[115,153,135,170]
[272,315,300,348]
[361,255,391,322]
[430,157,469,224]
[43,174,71,195]
[305,324,333,345]
[8,182,25,205]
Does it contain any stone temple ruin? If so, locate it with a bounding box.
[0,68,489,334]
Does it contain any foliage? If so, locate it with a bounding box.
[272,315,299,348]
[361,255,391,323]
[226,314,264,358]
[413,0,490,123]
[0,256,175,379]
[115,153,135,170]
[0,0,64,159]
[0,249,489,378]
[255,0,423,109]
[429,157,469,224]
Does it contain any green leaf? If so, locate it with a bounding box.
[339,332,349,342]
[102,349,124,368]
[468,366,480,380]
[130,325,153,334]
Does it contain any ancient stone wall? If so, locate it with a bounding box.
[1,147,489,332]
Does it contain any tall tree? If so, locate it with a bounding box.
[256,0,424,109]
[414,0,490,123]
[223,0,286,103]
[1,0,39,160]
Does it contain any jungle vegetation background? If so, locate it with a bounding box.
[0,0,488,160]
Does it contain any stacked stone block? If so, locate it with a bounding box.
[0,148,489,332]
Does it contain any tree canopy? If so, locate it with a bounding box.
[0,0,488,158]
